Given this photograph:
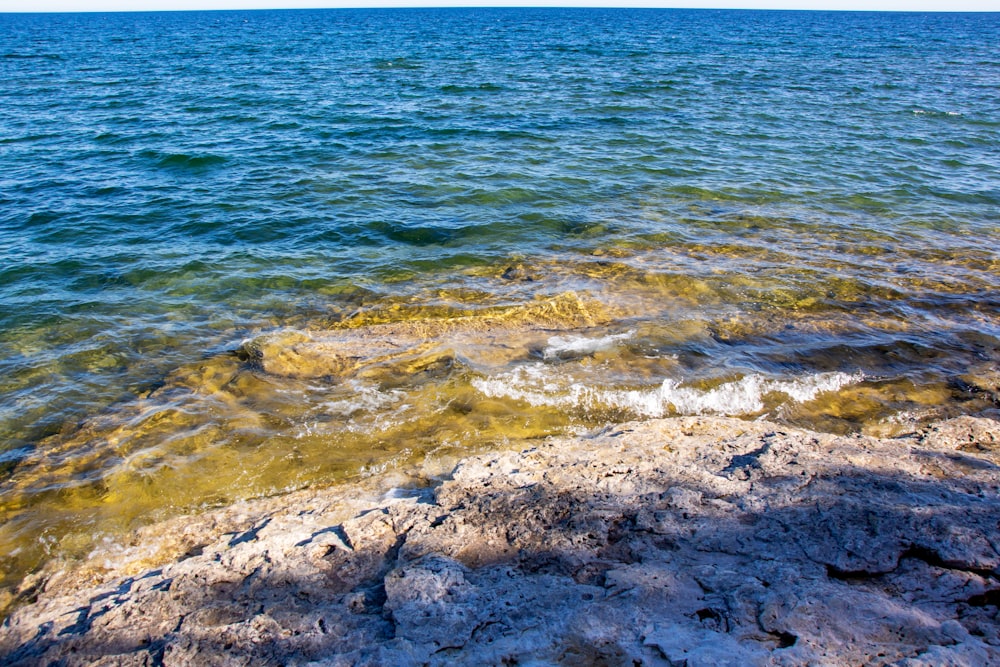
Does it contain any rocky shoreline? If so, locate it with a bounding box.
[1,415,999,666]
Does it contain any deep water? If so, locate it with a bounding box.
[1,7,998,605]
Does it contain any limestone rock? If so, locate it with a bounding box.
[1,416,999,666]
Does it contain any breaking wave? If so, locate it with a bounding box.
[473,364,863,418]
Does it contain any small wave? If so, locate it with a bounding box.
[911,109,963,118]
[373,58,422,70]
[370,221,465,246]
[2,53,64,60]
[140,150,227,172]
[542,330,633,360]
[293,382,408,439]
[318,382,406,418]
[440,83,504,94]
[158,153,227,170]
[0,133,62,145]
[606,373,863,417]
[473,365,862,418]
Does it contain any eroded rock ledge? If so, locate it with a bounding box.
[1,416,999,666]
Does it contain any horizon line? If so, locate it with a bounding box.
[3,5,999,13]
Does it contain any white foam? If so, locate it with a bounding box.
[610,372,862,417]
[472,364,575,408]
[543,330,633,360]
[292,382,408,439]
[318,381,405,418]
[912,108,963,117]
[473,365,863,418]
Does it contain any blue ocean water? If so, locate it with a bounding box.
[1,8,999,599]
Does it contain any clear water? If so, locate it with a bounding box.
[1,8,999,605]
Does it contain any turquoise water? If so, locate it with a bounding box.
[1,8,999,603]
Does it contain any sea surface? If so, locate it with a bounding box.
[1,7,998,605]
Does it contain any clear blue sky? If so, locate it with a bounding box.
[0,0,995,13]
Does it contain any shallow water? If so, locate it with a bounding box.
[1,8,999,604]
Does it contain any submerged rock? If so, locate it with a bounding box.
[236,291,617,379]
[1,416,999,665]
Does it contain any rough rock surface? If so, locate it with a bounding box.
[1,416,999,666]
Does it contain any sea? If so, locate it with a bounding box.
[1,7,998,605]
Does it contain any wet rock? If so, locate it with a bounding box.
[500,264,536,282]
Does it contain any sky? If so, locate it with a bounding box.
[0,0,996,13]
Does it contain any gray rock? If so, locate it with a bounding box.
[1,416,999,666]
